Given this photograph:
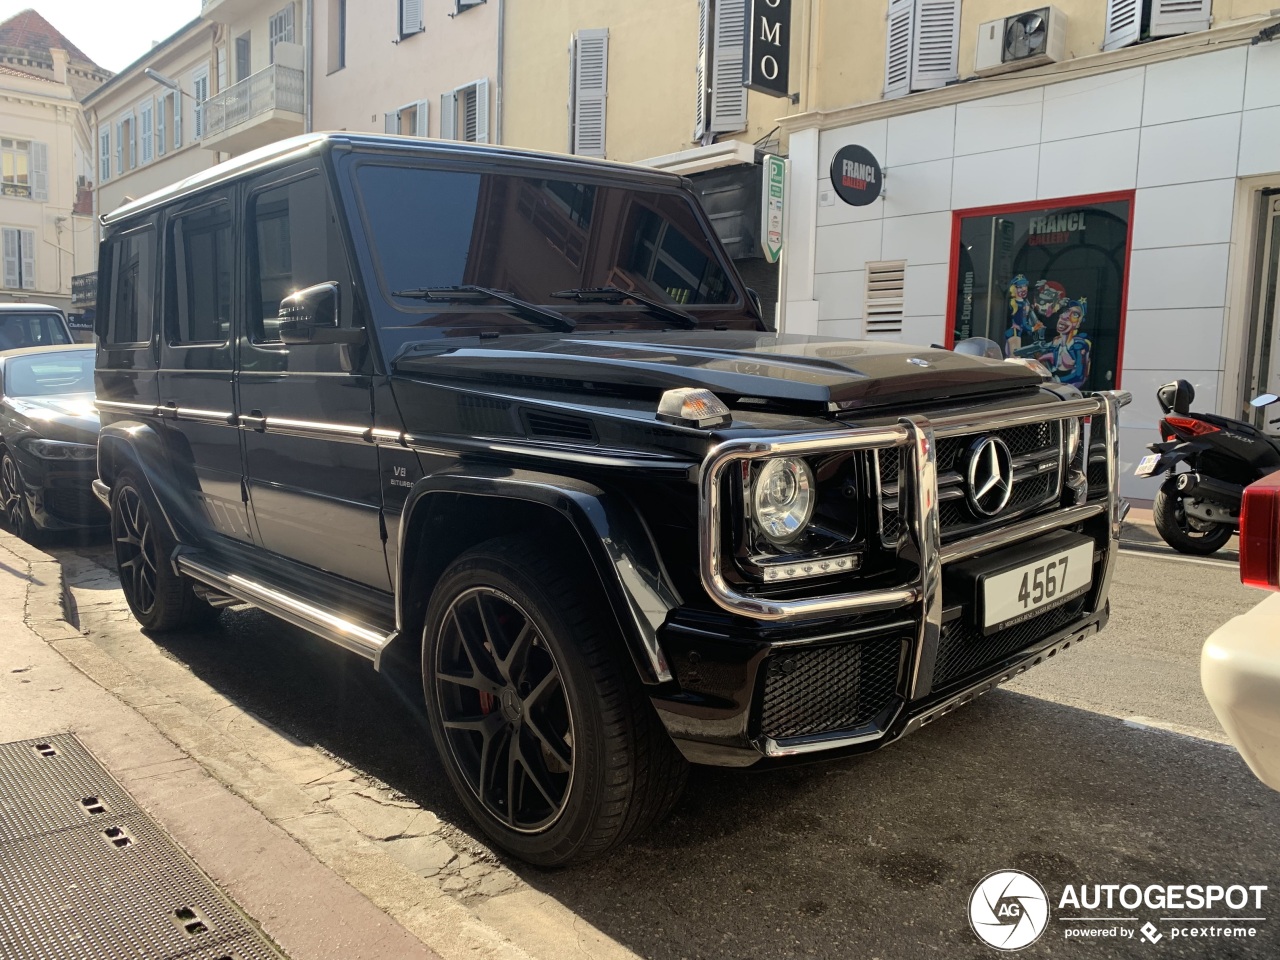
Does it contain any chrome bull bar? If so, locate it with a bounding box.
[697,391,1130,627]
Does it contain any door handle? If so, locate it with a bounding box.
[241,409,267,432]
[161,400,178,419]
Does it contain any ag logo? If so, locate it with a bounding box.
[969,870,1049,951]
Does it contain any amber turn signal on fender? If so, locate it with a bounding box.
[656,387,732,428]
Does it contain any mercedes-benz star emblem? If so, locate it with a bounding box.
[907,357,931,367]
[965,436,1014,517]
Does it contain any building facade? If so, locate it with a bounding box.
[777,1,1280,499]
[0,11,105,317]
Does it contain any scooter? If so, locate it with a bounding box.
[1135,380,1280,555]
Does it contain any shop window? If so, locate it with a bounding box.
[951,194,1133,392]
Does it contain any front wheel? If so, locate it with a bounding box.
[422,536,687,866]
[1153,486,1234,556]
[0,449,39,544]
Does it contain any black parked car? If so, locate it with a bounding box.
[94,133,1128,865]
[0,345,103,542]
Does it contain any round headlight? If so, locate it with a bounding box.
[752,457,815,544]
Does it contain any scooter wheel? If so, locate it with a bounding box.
[1153,487,1234,556]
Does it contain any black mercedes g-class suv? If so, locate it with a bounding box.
[94,133,1128,865]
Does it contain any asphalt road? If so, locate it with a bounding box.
[48,534,1280,960]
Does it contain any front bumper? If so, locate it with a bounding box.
[652,391,1128,767]
[14,455,108,532]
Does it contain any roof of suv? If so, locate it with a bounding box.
[102,132,687,227]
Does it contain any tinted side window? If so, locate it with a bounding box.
[249,173,352,343]
[103,228,155,345]
[168,204,232,344]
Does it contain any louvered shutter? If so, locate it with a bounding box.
[172,92,182,148]
[2,229,18,289]
[129,117,137,169]
[30,141,48,201]
[865,262,906,336]
[115,121,123,175]
[1103,0,1142,51]
[694,0,710,140]
[473,78,490,143]
[710,0,747,134]
[572,29,608,157]
[400,0,424,37]
[99,130,110,182]
[19,229,35,289]
[910,0,959,91]
[384,112,399,134]
[140,102,154,164]
[884,0,913,98]
[440,91,457,140]
[157,102,166,156]
[1150,0,1212,36]
[414,100,429,136]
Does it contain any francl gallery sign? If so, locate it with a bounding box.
[746,0,791,98]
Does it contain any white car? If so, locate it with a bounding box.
[1202,469,1280,790]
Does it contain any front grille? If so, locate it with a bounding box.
[759,635,904,740]
[932,601,1085,692]
[878,419,1064,544]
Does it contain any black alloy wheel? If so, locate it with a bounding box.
[0,450,37,543]
[113,484,159,617]
[110,470,215,632]
[435,586,574,833]
[422,537,687,865]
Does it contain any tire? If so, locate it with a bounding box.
[0,449,40,545]
[1153,486,1234,556]
[421,536,687,866]
[111,469,216,632]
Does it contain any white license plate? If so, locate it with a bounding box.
[1134,453,1161,478]
[982,542,1094,629]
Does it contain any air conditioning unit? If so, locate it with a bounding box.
[975,7,1068,77]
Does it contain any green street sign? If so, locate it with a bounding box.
[762,154,786,264]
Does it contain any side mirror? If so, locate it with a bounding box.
[1250,393,1279,408]
[1156,379,1195,416]
[278,282,363,345]
[953,337,1004,361]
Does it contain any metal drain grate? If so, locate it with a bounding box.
[0,734,285,960]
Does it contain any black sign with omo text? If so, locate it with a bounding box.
[746,0,791,98]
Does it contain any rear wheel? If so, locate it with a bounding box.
[0,449,39,545]
[1153,486,1234,556]
[422,536,686,865]
[111,470,215,631]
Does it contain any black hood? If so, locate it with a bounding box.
[7,392,100,443]
[392,331,1040,413]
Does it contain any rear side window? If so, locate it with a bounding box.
[168,203,232,344]
[0,313,70,350]
[249,173,352,343]
[102,228,155,345]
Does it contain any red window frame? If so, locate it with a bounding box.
[944,189,1136,389]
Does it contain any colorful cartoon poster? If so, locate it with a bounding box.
[951,198,1130,393]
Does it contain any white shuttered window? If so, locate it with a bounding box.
[441,80,489,143]
[709,0,747,135]
[571,29,609,158]
[2,228,36,290]
[400,0,424,38]
[1103,0,1142,51]
[139,99,154,164]
[694,0,711,140]
[884,0,958,99]
[99,129,110,182]
[30,141,47,201]
[1151,0,1213,37]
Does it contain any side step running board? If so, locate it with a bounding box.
[176,555,398,668]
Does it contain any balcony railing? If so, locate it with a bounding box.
[199,63,304,142]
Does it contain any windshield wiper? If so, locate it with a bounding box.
[551,286,698,329]
[392,285,576,332]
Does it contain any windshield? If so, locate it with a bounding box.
[4,350,95,397]
[353,163,742,347]
[0,313,70,349]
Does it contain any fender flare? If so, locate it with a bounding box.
[97,422,196,546]
[398,466,680,684]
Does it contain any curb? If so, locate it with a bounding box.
[7,530,639,960]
